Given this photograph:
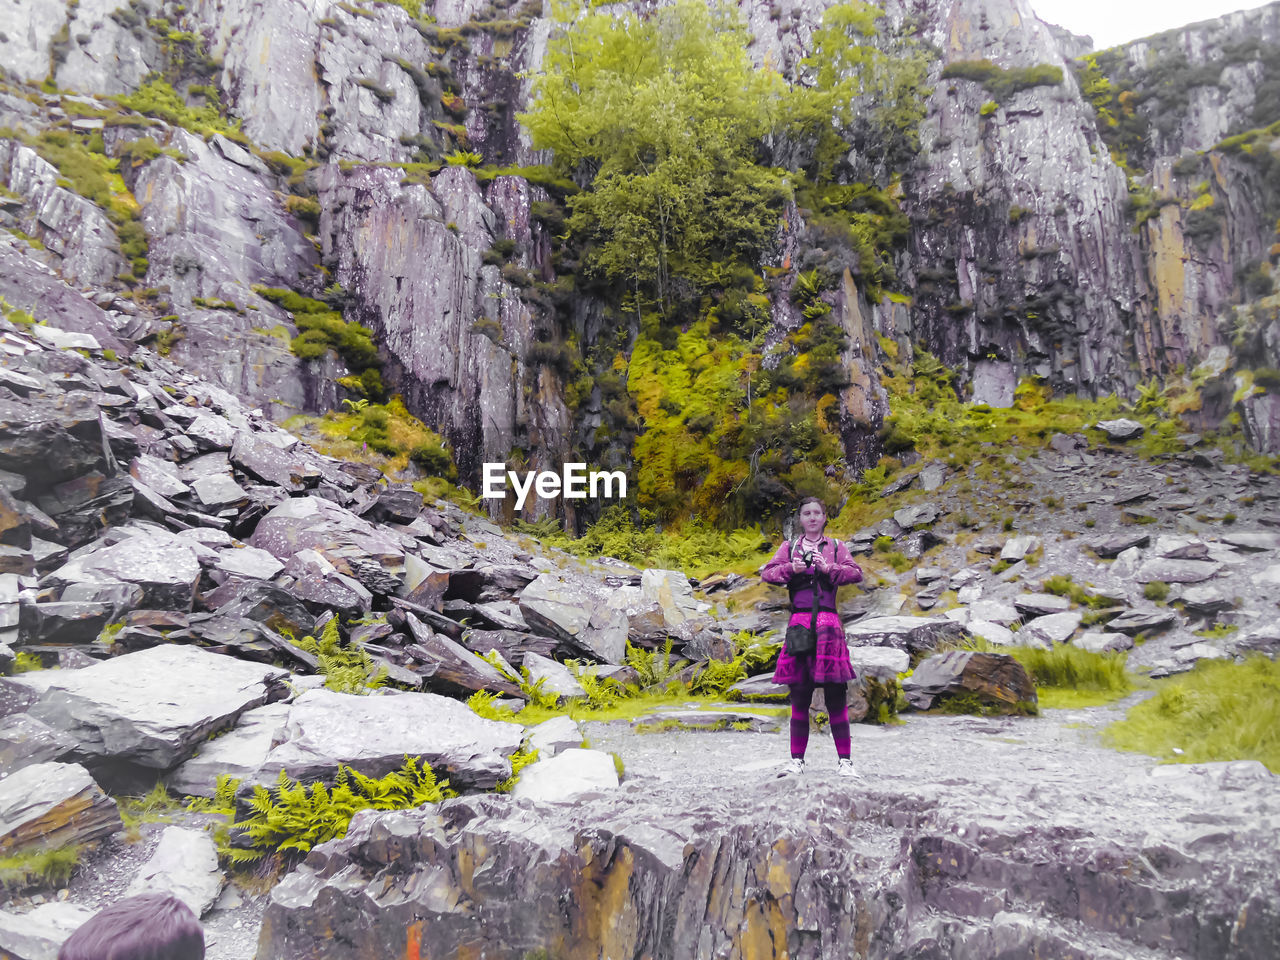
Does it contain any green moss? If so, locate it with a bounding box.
[114,76,247,143]
[0,844,82,893]
[941,60,1063,98]
[1104,655,1280,772]
[1143,581,1170,602]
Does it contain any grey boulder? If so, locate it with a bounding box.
[254,687,525,791]
[16,645,286,770]
[124,825,224,917]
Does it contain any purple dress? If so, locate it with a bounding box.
[760,536,863,686]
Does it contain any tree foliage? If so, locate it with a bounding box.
[520,0,791,308]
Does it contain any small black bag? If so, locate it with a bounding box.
[784,538,820,657]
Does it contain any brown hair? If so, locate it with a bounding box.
[58,893,204,960]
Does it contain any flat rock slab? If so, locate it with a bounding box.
[1134,558,1223,584]
[965,620,1016,646]
[255,687,526,791]
[965,599,1018,624]
[16,644,287,770]
[1089,533,1151,558]
[124,825,224,917]
[729,674,789,701]
[0,902,96,960]
[509,748,620,803]
[167,702,291,798]
[45,532,202,609]
[0,761,121,856]
[630,709,781,733]
[0,713,76,777]
[1218,531,1280,551]
[1019,611,1083,647]
[1106,608,1179,635]
[1012,593,1070,616]
[1072,632,1134,653]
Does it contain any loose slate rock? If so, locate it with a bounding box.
[1073,632,1133,653]
[1134,558,1222,584]
[847,646,910,680]
[1089,533,1151,558]
[1012,593,1070,617]
[0,902,96,960]
[1019,611,1083,647]
[524,716,583,759]
[729,673,789,701]
[1095,418,1144,440]
[1000,536,1040,562]
[0,713,76,777]
[254,687,525,791]
[518,574,628,664]
[521,651,585,701]
[167,702,291,798]
[893,503,940,530]
[45,532,202,610]
[510,748,620,803]
[1218,531,1280,552]
[124,825,224,917]
[17,645,287,770]
[964,620,1016,646]
[901,651,1037,712]
[1106,608,1179,635]
[0,761,122,855]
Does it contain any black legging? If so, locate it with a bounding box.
[789,679,851,759]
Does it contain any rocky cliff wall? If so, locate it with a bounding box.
[2,0,1279,518]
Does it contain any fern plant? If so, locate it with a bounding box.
[467,689,520,722]
[689,657,748,697]
[494,748,540,793]
[566,660,629,709]
[185,774,241,815]
[290,618,388,694]
[625,637,689,690]
[227,757,451,864]
[518,666,561,710]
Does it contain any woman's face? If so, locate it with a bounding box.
[798,502,826,537]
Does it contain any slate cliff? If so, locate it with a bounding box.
[2,0,1279,523]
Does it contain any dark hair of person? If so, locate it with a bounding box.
[58,893,205,960]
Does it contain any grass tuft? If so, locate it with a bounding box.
[1103,655,1280,772]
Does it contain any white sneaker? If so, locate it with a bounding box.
[778,757,805,776]
[837,758,862,778]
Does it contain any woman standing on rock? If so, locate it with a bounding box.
[760,496,864,778]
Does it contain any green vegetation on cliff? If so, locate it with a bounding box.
[514,1,928,530]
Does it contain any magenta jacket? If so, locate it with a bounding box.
[760,536,864,612]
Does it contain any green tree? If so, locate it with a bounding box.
[520,0,792,310]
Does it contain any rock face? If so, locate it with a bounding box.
[256,766,1280,960]
[3,0,1278,522]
